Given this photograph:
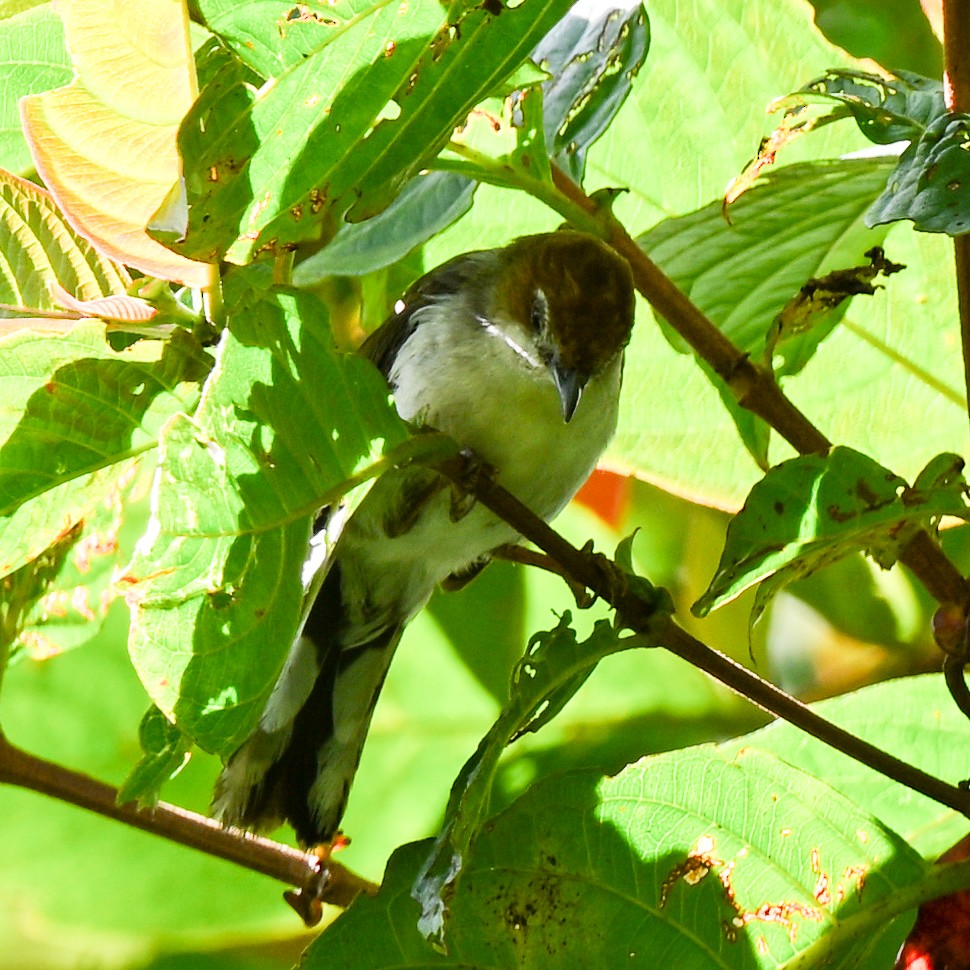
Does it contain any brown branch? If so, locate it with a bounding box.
[549,163,969,609]
[550,165,831,457]
[943,1,970,436]
[437,453,970,818]
[490,543,594,606]
[0,729,378,925]
[937,0,970,708]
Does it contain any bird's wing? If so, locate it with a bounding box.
[359,248,488,380]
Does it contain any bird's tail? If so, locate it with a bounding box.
[213,566,402,846]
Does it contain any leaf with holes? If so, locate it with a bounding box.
[796,69,945,145]
[693,447,970,621]
[631,158,894,472]
[533,0,649,183]
[414,604,663,940]
[780,70,970,235]
[310,744,930,967]
[173,0,575,264]
[867,114,970,235]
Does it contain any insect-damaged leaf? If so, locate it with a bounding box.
[412,614,631,939]
[776,70,970,236]
[124,279,415,754]
[171,0,575,264]
[693,448,969,622]
[532,0,649,183]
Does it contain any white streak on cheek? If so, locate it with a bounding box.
[476,315,541,368]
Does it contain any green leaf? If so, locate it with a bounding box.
[197,0,355,79]
[125,280,416,754]
[534,0,649,183]
[694,447,970,619]
[294,171,476,281]
[311,746,929,968]
[0,1,50,17]
[798,69,945,146]
[413,614,642,939]
[7,472,129,662]
[117,705,191,807]
[1,519,80,661]
[638,158,895,372]
[0,4,72,175]
[781,71,970,236]
[867,114,970,235]
[437,0,650,202]
[809,3,941,79]
[0,325,211,578]
[725,675,970,861]
[632,158,894,473]
[176,0,574,264]
[0,168,130,311]
[312,675,970,967]
[616,218,967,508]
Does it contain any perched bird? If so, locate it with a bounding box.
[213,230,636,846]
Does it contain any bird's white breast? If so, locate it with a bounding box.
[339,301,622,625]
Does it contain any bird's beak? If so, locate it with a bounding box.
[551,362,586,422]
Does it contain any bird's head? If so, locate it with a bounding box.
[486,231,635,421]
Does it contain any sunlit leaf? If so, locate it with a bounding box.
[124,280,418,753]
[20,0,209,284]
[313,747,928,967]
[0,4,71,174]
[694,447,969,619]
[9,470,131,661]
[0,324,210,577]
[175,0,575,264]
[0,168,130,311]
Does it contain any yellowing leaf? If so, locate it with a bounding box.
[20,0,209,285]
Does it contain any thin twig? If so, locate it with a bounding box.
[938,0,970,710]
[436,453,970,818]
[0,730,378,922]
[490,543,594,606]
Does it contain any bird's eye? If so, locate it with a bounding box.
[530,289,548,332]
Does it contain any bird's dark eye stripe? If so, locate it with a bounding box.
[530,288,548,331]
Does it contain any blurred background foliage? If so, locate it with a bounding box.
[0,1,958,968]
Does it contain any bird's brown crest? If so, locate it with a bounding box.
[500,231,635,375]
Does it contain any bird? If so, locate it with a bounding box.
[212,229,636,846]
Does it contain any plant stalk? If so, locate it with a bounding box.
[0,730,377,920]
[943,0,970,435]
[437,453,970,819]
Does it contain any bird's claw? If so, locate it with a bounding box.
[449,449,497,522]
